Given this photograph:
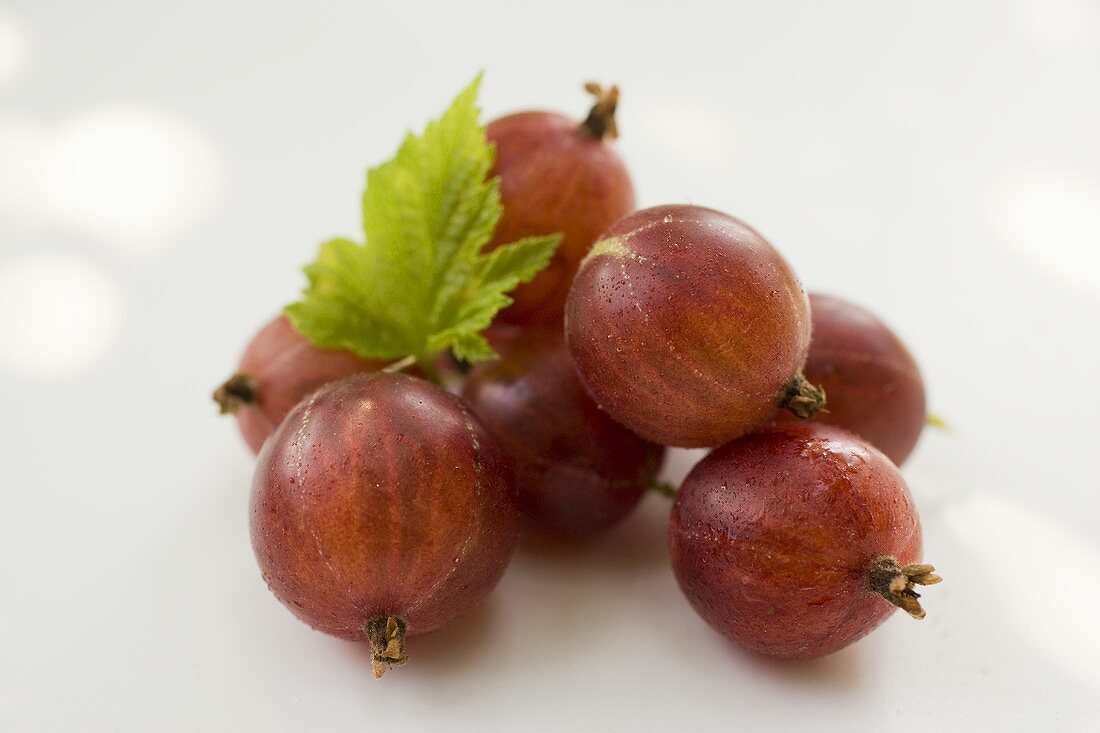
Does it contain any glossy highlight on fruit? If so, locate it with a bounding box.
[487,83,635,325]
[565,204,822,448]
[668,423,939,659]
[213,314,384,453]
[461,330,665,539]
[250,372,519,677]
[773,293,927,465]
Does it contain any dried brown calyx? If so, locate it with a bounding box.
[779,372,827,419]
[365,616,409,679]
[867,556,942,619]
[213,373,257,415]
[581,82,621,140]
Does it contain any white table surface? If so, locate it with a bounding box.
[2,1,1098,730]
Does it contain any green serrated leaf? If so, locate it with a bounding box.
[448,332,497,364]
[286,75,561,369]
[431,233,561,350]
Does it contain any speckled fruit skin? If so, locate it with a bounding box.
[486,111,634,325]
[668,423,922,659]
[565,204,812,448]
[250,372,519,641]
[229,315,384,453]
[461,330,665,539]
[773,293,926,465]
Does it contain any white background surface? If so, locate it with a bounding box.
[2,1,1099,730]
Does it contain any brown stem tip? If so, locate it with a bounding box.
[366,616,408,679]
[779,372,827,419]
[212,373,257,415]
[581,82,620,140]
[867,556,942,620]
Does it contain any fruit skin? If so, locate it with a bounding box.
[668,423,923,659]
[461,329,665,539]
[250,372,519,642]
[565,204,814,448]
[486,109,634,325]
[773,293,926,465]
[216,314,385,453]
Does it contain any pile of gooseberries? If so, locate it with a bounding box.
[217,82,939,678]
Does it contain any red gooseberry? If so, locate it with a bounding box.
[773,293,927,465]
[214,314,384,453]
[565,204,824,448]
[250,372,519,677]
[668,423,939,659]
[487,83,635,325]
[461,329,665,539]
